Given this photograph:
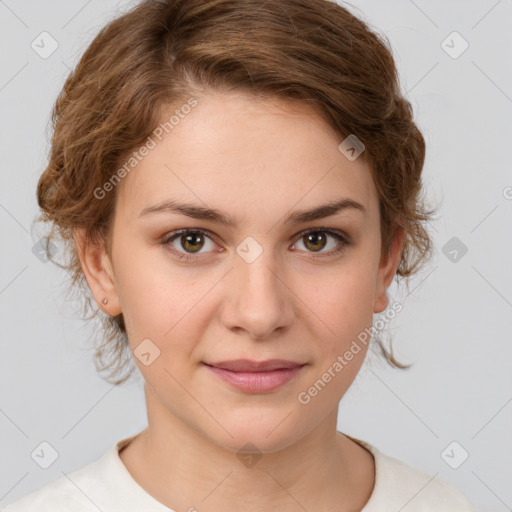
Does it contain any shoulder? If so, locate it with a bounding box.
[2,443,118,512]
[346,435,478,512]
[374,450,477,511]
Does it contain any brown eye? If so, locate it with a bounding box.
[162,229,217,260]
[179,232,205,253]
[303,232,328,252]
[292,228,350,257]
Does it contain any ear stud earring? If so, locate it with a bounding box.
[102,298,108,305]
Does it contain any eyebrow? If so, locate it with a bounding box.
[138,197,366,227]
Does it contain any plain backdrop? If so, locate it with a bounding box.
[1,1,511,511]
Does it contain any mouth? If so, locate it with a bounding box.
[202,359,306,393]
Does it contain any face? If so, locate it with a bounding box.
[78,91,402,453]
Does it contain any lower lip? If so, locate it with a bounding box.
[204,364,305,393]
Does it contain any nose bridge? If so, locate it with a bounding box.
[239,245,281,297]
[223,238,293,338]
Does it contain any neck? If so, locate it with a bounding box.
[119,386,375,512]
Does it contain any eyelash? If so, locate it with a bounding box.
[160,227,351,262]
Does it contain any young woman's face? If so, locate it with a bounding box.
[88,91,401,452]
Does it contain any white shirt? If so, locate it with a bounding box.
[2,433,478,511]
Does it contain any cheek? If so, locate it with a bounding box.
[118,275,198,349]
[110,239,180,341]
[112,241,218,356]
[297,269,377,404]
[303,256,378,341]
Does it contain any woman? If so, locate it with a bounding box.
[4,0,477,510]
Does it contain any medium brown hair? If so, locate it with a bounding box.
[36,0,435,384]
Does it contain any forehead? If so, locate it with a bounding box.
[115,91,378,226]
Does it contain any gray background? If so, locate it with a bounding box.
[1,1,511,511]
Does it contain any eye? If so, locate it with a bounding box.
[291,228,350,257]
[161,229,218,261]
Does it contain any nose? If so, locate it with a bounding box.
[220,249,295,340]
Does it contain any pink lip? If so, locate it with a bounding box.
[203,359,306,393]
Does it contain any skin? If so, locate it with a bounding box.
[76,90,404,512]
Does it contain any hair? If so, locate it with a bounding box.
[35,0,436,385]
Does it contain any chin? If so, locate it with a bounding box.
[207,413,308,455]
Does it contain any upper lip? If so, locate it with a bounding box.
[204,359,305,372]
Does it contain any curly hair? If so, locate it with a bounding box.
[35,0,436,385]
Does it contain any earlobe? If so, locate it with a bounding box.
[374,227,405,314]
[74,228,122,315]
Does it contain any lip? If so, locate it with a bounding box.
[203,359,306,393]
[205,359,304,372]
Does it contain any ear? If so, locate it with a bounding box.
[374,227,405,314]
[74,228,122,316]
